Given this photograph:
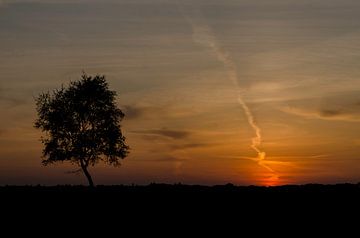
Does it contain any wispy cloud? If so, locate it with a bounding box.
[0,0,97,7]
[169,143,216,150]
[280,106,360,122]
[0,0,169,5]
[0,87,27,107]
[131,128,191,140]
[0,0,90,4]
[143,156,188,163]
[319,109,344,117]
[122,105,145,120]
[278,91,360,122]
[120,102,202,121]
[0,96,26,107]
[121,104,171,121]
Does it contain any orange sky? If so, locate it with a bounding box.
[1,0,360,185]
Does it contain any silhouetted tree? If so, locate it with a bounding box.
[35,73,129,187]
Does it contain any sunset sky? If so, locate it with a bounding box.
[1,0,360,185]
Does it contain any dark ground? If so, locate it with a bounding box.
[2,183,360,204]
[1,183,359,230]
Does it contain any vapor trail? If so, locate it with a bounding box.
[177,4,277,179]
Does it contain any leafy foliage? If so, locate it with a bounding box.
[35,74,129,185]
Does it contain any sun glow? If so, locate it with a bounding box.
[262,174,281,187]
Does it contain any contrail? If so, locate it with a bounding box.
[177,3,277,180]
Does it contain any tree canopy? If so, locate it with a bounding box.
[35,74,129,186]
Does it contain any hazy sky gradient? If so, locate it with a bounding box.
[1,0,360,185]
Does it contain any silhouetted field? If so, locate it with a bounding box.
[0,182,359,191]
[1,183,360,223]
[1,183,360,203]
[2,183,360,194]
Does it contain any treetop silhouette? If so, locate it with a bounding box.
[35,73,129,187]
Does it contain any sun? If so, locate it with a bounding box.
[262,174,280,187]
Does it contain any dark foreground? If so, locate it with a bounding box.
[1,182,360,192]
[2,183,360,203]
[1,184,359,229]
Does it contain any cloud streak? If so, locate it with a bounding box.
[121,103,200,121]
[122,105,145,120]
[131,128,191,140]
[0,87,27,107]
[177,3,276,180]
[169,143,215,150]
[279,91,360,122]
[281,106,360,122]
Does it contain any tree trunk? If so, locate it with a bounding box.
[81,165,94,187]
